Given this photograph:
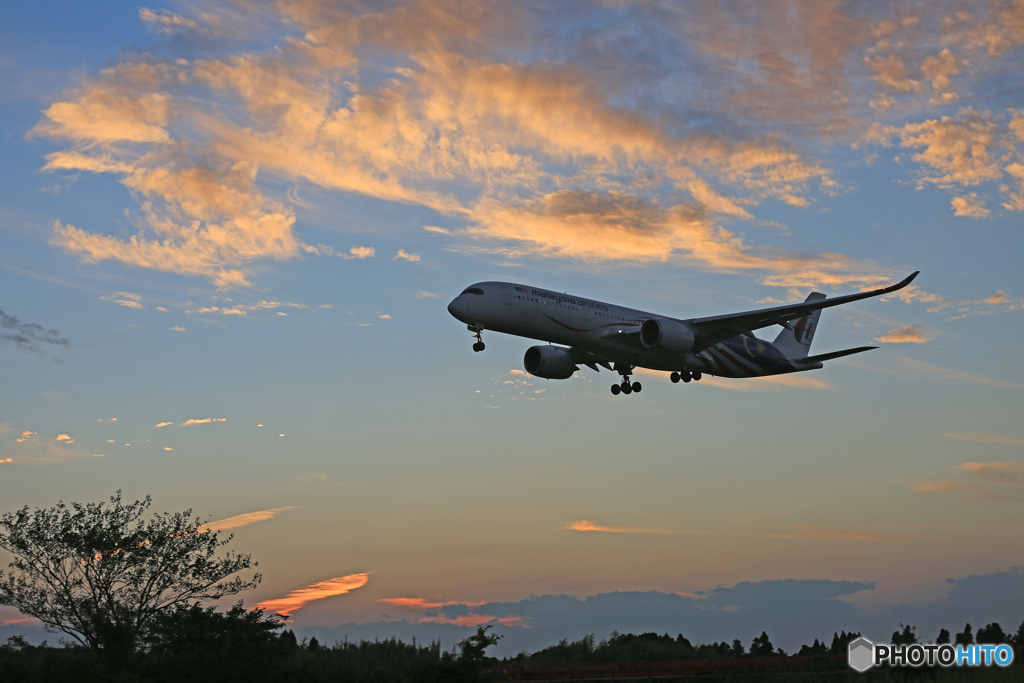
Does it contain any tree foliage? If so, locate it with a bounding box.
[0,491,260,661]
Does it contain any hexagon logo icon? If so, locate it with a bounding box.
[848,636,875,672]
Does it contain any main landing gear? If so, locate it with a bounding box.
[610,364,641,396]
[468,324,485,352]
[669,370,702,383]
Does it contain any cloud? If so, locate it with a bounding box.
[0,307,70,354]
[154,421,173,428]
[256,572,372,616]
[897,108,1004,189]
[761,527,944,542]
[138,8,201,35]
[875,324,932,344]
[897,356,1019,387]
[956,462,1024,485]
[180,418,227,426]
[565,520,687,534]
[16,431,36,443]
[909,479,1007,498]
[951,192,991,218]
[28,0,1024,293]
[415,290,442,299]
[941,431,1023,444]
[379,597,478,610]
[911,460,1024,500]
[689,373,830,392]
[101,291,145,310]
[185,300,310,317]
[307,579,876,656]
[0,458,12,464]
[347,246,375,259]
[394,249,421,262]
[199,506,301,532]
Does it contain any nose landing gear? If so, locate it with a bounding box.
[610,364,641,396]
[468,324,485,352]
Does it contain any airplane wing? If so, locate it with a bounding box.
[687,272,919,351]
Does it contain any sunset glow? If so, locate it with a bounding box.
[2,0,1022,657]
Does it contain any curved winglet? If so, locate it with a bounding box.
[882,270,919,294]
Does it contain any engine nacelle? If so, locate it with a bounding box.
[524,345,578,380]
[640,318,695,354]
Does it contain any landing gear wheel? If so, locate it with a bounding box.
[632,381,642,393]
[610,384,621,396]
[670,372,680,383]
[682,372,692,383]
[621,383,633,395]
[468,324,485,352]
[692,371,702,381]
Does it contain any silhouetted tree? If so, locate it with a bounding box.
[139,602,287,681]
[731,638,745,657]
[1013,619,1024,648]
[280,629,298,650]
[0,492,259,667]
[935,628,950,644]
[891,623,918,645]
[955,623,974,645]
[749,631,775,657]
[798,638,828,656]
[829,630,860,654]
[976,622,1007,644]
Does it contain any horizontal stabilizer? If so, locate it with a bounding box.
[800,346,876,365]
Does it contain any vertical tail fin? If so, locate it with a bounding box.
[772,292,825,359]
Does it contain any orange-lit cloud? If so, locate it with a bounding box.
[565,520,686,534]
[956,462,1024,485]
[762,527,944,542]
[875,324,933,344]
[181,418,228,426]
[909,480,1004,497]
[659,372,829,392]
[394,249,420,262]
[29,0,1024,294]
[951,193,990,218]
[257,572,372,615]
[199,506,301,532]
[378,593,522,627]
[942,431,1023,444]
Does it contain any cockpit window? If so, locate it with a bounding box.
[461,287,484,295]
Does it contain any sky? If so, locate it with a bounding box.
[1,0,1023,656]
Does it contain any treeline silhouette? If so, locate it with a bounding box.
[4,616,1023,682]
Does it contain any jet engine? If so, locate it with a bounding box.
[524,345,578,379]
[640,318,695,354]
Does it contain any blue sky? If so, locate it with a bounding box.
[2,0,1023,654]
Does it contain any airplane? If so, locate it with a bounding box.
[447,272,919,396]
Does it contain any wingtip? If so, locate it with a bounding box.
[889,270,919,291]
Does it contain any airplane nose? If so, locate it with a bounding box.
[447,296,462,320]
